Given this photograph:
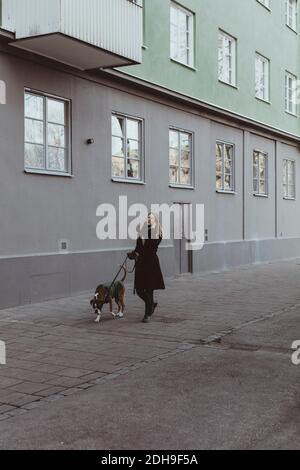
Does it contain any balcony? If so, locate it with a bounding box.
[1,0,143,70]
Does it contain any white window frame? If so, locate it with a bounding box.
[216,141,235,193]
[218,30,237,87]
[170,2,194,68]
[283,159,296,199]
[169,127,194,188]
[285,72,298,116]
[257,0,270,10]
[111,112,144,183]
[255,53,270,102]
[286,0,298,31]
[253,150,268,196]
[24,89,71,176]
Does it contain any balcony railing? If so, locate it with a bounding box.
[1,0,143,70]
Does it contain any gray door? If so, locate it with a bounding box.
[174,203,193,275]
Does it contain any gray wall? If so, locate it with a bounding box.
[0,49,300,309]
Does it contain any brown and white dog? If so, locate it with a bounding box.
[90,266,126,323]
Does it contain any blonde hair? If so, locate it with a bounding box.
[140,213,163,241]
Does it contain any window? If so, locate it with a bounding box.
[255,53,270,102]
[24,91,70,174]
[285,72,298,115]
[286,0,297,31]
[169,129,193,186]
[170,2,194,67]
[216,142,235,192]
[257,0,270,9]
[112,114,143,181]
[218,31,237,86]
[283,159,296,199]
[253,151,268,196]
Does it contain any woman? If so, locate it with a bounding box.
[128,213,165,323]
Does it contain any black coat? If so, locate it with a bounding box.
[134,232,165,292]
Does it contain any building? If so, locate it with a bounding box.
[0,0,300,309]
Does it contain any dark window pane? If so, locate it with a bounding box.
[127,159,140,179]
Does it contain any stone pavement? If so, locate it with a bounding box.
[0,259,300,449]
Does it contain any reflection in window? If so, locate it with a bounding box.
[24,92,69,173]
[216,142,235,191]
[112,114,143,181]
[253,150,268,196]
[170,2,194,67]
[218,31,236,86]
[169,129,192,186]
[283,159,296,199]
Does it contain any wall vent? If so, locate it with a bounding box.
[59,239,69,252]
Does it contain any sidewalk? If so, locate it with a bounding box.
[0,259,300,449]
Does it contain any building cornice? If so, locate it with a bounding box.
[102,68,300,146]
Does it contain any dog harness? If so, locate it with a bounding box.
[103,282,120,300]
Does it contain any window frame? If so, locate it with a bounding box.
[286,0,298,32]
[253,150,269,197]
[257,0,271,11]
[111,112,145,184]
[170,1,195,69]
[283,158,296,200]
[169,127,194,189]
[216,141,236,194]
[255,52,270,103]
[285,71,298,116]
[24,89,72,177]
[218,30,237,88]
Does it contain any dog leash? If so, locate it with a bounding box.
[104,255,136,303]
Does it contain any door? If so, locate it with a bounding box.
[173,203,193,275]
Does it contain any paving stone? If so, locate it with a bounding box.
[8,382,52,395]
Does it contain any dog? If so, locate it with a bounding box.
[90,266,126,323]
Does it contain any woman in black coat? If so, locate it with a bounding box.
[128,213,165,323]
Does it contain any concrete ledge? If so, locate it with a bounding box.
[0,246,174,310]
[1,238,300,310]
[193,237,300,273]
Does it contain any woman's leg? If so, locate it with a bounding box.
[144,290,154,317]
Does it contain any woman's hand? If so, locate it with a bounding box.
[127,251,138,261]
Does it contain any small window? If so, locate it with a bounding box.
[257,0,270,9]
[255,53,270,102]
[253,150,268,196]
[112,114,143,181]
[286,0,298,31]
[24,91,70,174]
[283,159,296,199]
[170,2,194,67]
[218,30,237,87]
[285,72,298,115]
[216,142,235,192]
[169,129,193,186]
